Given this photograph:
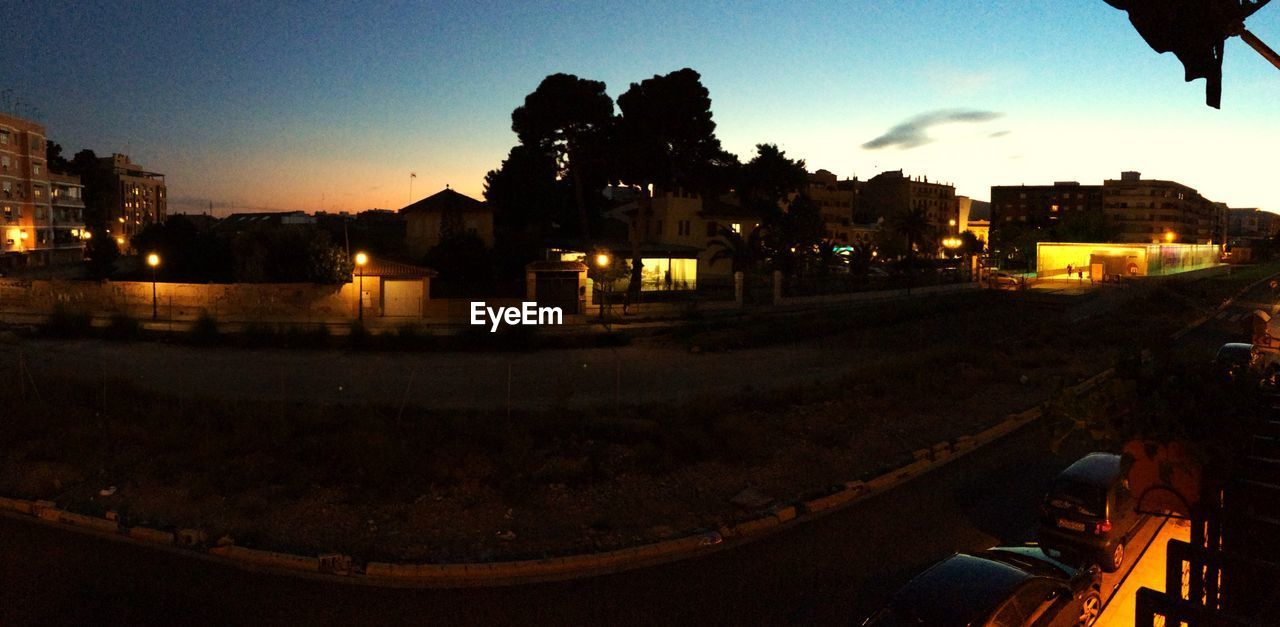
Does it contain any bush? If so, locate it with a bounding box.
[42,305,92,338]
[104,312,141,340]
[189,313,220,345]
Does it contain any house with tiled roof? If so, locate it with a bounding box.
[400,188,493,257]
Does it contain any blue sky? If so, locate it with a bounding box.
[3,1,1277,214]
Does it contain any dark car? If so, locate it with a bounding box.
[1038,453,1145,573]
[1213,342,1255,380]
[863,546,1102,626]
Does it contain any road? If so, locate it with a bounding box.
[1,276,1271,626]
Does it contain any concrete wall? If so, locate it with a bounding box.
[0,278,359,322]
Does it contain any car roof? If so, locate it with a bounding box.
[887,553,1031,625]
[1057,452,1121,488]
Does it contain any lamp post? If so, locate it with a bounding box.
[594,252,611,323]
[942,236,962,281]
[147,253,160,319]
[354,252,368,323]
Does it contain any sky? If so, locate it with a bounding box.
[3,1,1278,215]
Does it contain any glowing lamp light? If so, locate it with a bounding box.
[147,253,160,268]
[1164,231,1176,243]
[82,230,92,240]
[116,237,125,246]
[354,252,368,267]
[595,252,611,268]
[19,231,29,241]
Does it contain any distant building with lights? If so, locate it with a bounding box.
[992,172,1228,247]
[1103,171,1225,245]
[802,169,860,244]
[858,169,959,243]
[102,153,167,243]
[990,181,1104,231]
[0,112,87,268]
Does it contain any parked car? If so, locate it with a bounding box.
[1213,342,1280,385]
[1038,453,1145,573]
[862,546,1102,626]
[990,271,1021,289]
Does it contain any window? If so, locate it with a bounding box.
[2,182,10,196]
[33,163,41,175]
[731,222,742,234]
[706,221,717,237]
[1,156,8,169]
[3,206,11,220]
[0,133,7,145]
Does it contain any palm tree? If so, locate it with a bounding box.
[886,207,933,263]
[707,226,763,274]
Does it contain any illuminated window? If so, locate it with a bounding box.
[1,156,7,169]
[33,163,41,175]
[731,222,742,234]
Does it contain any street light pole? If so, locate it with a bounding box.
[147,253,160,320]
[355,252,368,323]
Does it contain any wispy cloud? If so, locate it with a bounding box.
[862,109,1004,150]
[989,130,1011,138]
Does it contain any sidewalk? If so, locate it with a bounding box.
[1096,517,1189,627]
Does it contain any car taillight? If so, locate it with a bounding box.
[1092,520,1112,535]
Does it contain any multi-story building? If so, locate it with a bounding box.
[1228,207,1280,240]
[48,172,88,262]
[989,181,1105,231]
[858,169,959,246]
[103,153,167,243]
[1103,171,1225,244]
[1,112,87,268]
[802,169,860,244]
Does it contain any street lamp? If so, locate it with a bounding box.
[594,252,612,322]
[1164,231,1177,243]
[354,252,368,323]
[147,253,160,320]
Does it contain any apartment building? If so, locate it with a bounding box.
[1227,207,1279,240]
[802,169,860,244]
[990,181,1105,230]
[1103,171,1226,244]
[859,169,959,244]
[104,153,167,243]
[0,112,87,268]
[48,172,88,262]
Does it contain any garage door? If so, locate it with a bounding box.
[382,279,424,317]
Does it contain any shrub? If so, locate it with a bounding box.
[189,313,220,345]
[104,312,141,340]
[42,305,92,338]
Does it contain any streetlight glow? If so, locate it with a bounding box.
[355,251,369,323]
[595,252,610,268]
[1164,231,1176,243]
[147,253,161,319]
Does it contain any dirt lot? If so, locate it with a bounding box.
[0,269,1267,563]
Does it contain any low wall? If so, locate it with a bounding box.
[0,278,357,322]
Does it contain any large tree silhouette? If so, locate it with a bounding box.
[511,74,615,241]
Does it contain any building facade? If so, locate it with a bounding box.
[0,113,87,268]
[400,188,493,258]
[859,169,959,246]
[102,153,167,244]
[803,169,860,244]
[1103,171,1225,244]
[989,181,1105,231]
[1227,207,1280,240]
[48,172,88,263]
